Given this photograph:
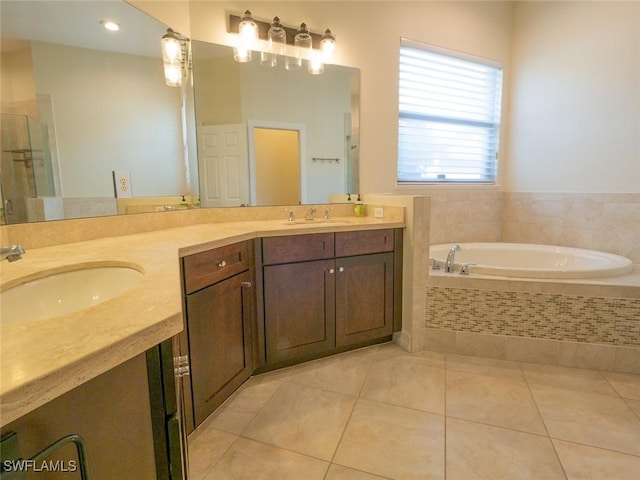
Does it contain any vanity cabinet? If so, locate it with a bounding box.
[1,344,183,480]
[260,229,402,368]
[181,241,255,433]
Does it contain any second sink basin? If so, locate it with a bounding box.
[1,265,144,325]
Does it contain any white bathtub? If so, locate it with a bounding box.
[429,242,634,279]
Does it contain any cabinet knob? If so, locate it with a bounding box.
[329,268,335,274]
[218,260,227,268]
[338,266,345,272]
[241,281,252,288]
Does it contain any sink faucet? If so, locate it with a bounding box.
[305,206,316,221]
[1,244,25,262]
[445,244,461,273]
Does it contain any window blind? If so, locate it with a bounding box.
[397,40,503,183]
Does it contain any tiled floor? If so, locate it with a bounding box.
[188,342,640,479]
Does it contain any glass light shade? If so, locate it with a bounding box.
[286,23,311,71]
[234,47,252,63]
[261,16,286,67]
[308,52,324,75]
[320,29,336,62]
[238,10,258,46]
[161,29,182,63]
[164,62,182,87]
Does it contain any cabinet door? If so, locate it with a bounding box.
[186,271,253,427]
[264,259,335,364]
[335,252,394,347]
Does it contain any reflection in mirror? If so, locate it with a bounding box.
[190,40,360,207]
[0,1,361,224]
[0,0,189,224]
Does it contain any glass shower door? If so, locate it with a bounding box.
[0,114,54,224]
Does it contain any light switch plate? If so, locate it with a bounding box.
[374,208,384,218]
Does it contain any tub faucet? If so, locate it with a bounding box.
[1,244,25,262]
[445,244,461,273]
[305,206,316,220]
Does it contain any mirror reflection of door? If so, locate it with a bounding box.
[252,127,301,206]
[197,124,249,207]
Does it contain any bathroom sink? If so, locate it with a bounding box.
[1,265,144,324]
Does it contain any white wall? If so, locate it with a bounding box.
[507,1,640,193]
[31,42,185,198]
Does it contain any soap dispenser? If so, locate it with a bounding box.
[354,194,365,217]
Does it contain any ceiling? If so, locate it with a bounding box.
[0,1,168,57]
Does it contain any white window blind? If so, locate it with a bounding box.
[398,40,503,183]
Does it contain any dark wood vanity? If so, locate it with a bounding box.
[180,228,403,433]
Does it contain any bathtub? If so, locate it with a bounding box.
[429,242,634,279]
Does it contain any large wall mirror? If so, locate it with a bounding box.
[0,0,360,224]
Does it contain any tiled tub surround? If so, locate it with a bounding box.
[427,191,640,270]
[425,273,640,374]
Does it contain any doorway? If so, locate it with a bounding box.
[248,121,306,206]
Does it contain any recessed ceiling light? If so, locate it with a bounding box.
[100,20,120,32]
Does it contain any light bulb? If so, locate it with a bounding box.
[308,51,324,75]
[164,62,182,87]
[320,29,336,62]
[234,47,252,63]
[162,29,182,63]
[238,10,258,46]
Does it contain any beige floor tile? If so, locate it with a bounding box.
[325,464,391,480]
[529,383,640,455]
[333,398,445,480]
[446,353,524,379]
[602,371,640,400]
[446,417,565,480]
[203,437,328,480]
[188,427,237,480]
[204,373,285,434]
[521,362,618,396]
[446,369,547,434]
[360,358,445,414]
[368,342,446,367]
[286,351,373,396]
[554,439,640,480]
[242,382,356,460]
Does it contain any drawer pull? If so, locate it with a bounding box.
[218,260,227,268]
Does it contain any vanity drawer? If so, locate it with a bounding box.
[262,233,335,265]
[335,229,394,257]
[183,241,250,294]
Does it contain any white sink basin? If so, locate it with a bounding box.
[1,265,144,324]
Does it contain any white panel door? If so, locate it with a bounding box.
[197,124,249,207]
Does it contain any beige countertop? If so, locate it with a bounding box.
[0,216,403,426]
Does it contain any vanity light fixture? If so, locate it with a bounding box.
[100,20,120,32]
[228,11,336,73]
[161,28,190,87]
[234,10,258,63]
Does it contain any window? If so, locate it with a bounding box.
[397,39,503,184]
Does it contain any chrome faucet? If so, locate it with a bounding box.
[1,244,25,262]
[445,244,461,273]
[305,206,316,220]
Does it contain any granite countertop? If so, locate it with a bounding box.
[0,216,403,426]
